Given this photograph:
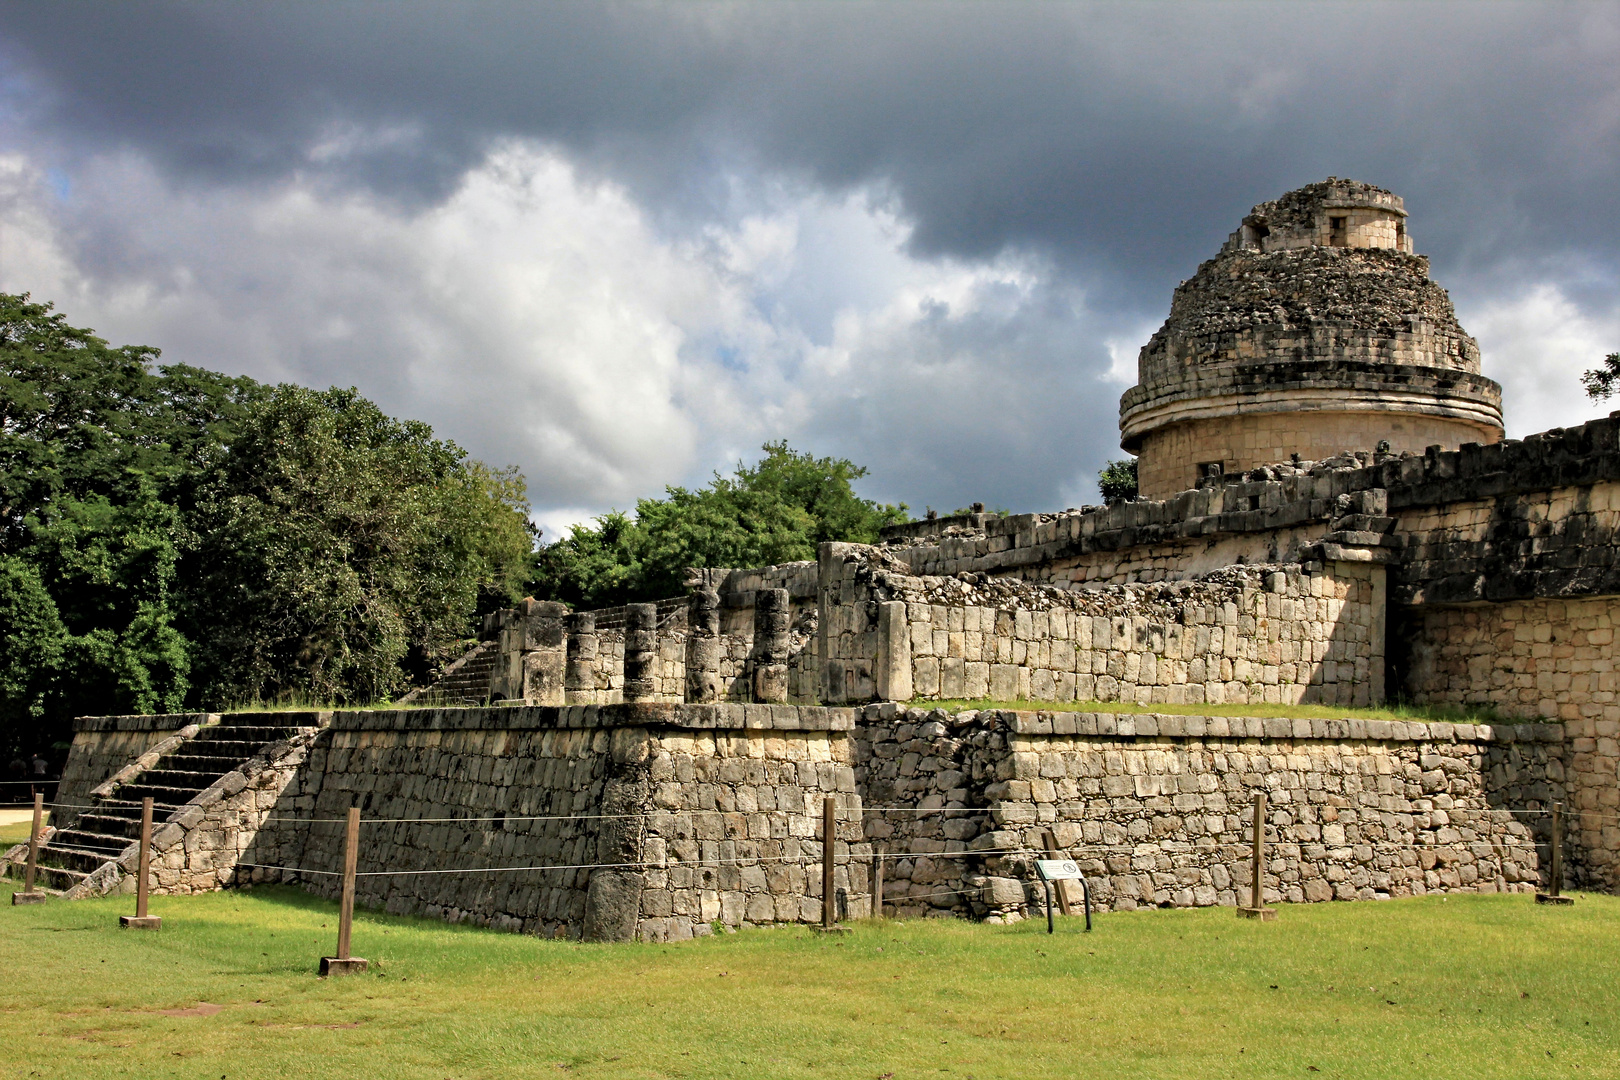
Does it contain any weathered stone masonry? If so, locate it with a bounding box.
[241,704,870,942]
[25,699,1565,939]
[857,706,1560,920]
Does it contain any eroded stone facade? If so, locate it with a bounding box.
[1120,178,1503,499]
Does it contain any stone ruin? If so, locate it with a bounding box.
[12,178,1616,940]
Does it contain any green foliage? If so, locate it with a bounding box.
[189,386,534,705]
[0,293,534,752]
[0,556,66,740]
[1097,457,1139,505]
[535,442,908,608]
[1581,352,1620,401]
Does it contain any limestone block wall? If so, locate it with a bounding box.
[819,545,1384,709]
[637,722,868,940]
[246,703,867,942]
[855,706,1558,921]
[141,723,323,896]
[1399,597,1620,892]
[900,564,1382,708]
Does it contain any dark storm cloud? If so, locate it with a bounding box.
[1,2,1616,517]
[6,2,1616,295]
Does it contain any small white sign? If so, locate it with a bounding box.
[1036,859,1083,882]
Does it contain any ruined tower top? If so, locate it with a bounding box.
[1225,177,1414,254]
[1118,178,1504,500]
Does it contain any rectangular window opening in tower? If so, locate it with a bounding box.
[1329,216,1347,246]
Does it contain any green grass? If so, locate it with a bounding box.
[0,821,29,847]
[2,880,1615,1079]
[926,698,1504,723]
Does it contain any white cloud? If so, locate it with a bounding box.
[1466,283,1620,438]
[0,140,1123,524]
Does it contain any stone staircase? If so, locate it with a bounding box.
[9,715,315,897]
[397,639,497,706]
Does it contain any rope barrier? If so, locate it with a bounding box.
[218,837,1543,883]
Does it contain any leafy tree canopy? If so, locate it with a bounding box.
[1098,458,1139,505]
[1581,352,1620,401]
[535,441,908,608]
[188,386,534,704]
[0,293,534,758]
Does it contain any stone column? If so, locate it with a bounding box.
[751,588,791,704]
[685,589,722,704]
[487,609,522,701]
[622,603,658,702]
[565,611,598,704]
[520,601,569,705]
[875,600,913,702]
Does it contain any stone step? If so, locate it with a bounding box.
[78,801,144,823]
[136,769,230,791]
[27,863,88,893]
[163,739,284,760]
[65,813,144,840]
[109,784,210,809]
[148,755,235,777]
[48,827,137,855]
[37,842,125,874]
[193,728,305,745]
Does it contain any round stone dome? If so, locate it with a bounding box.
[1118,178,1503,500]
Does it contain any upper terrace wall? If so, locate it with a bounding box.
[816,547,1384,709]
[879,413,1620,603]
[441,416,1620,725]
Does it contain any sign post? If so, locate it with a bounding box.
[1034,859,1092,933]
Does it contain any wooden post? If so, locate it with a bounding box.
[12,792,46,905]
[1238,790,1275,921]
[822,795,836,929]
[320,807,369,974]
[1042,829,1076,916]
[120,797,161,928]
[1537,801,1576,905]
[872,845,885,919]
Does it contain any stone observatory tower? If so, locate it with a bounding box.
[1118,178,1503,500]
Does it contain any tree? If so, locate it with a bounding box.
[1098,458,1139,505]
[0,295,212,755]
[1581,353,1620,401]
[0,292,535,751]
[0,556,67,758]
[187,386,534,704]
[533,443,909,608]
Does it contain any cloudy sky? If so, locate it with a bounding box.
[1,2,1616,534]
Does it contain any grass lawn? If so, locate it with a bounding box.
[1,881,1615,1079]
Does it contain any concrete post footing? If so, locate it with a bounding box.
[319,956,369,976]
